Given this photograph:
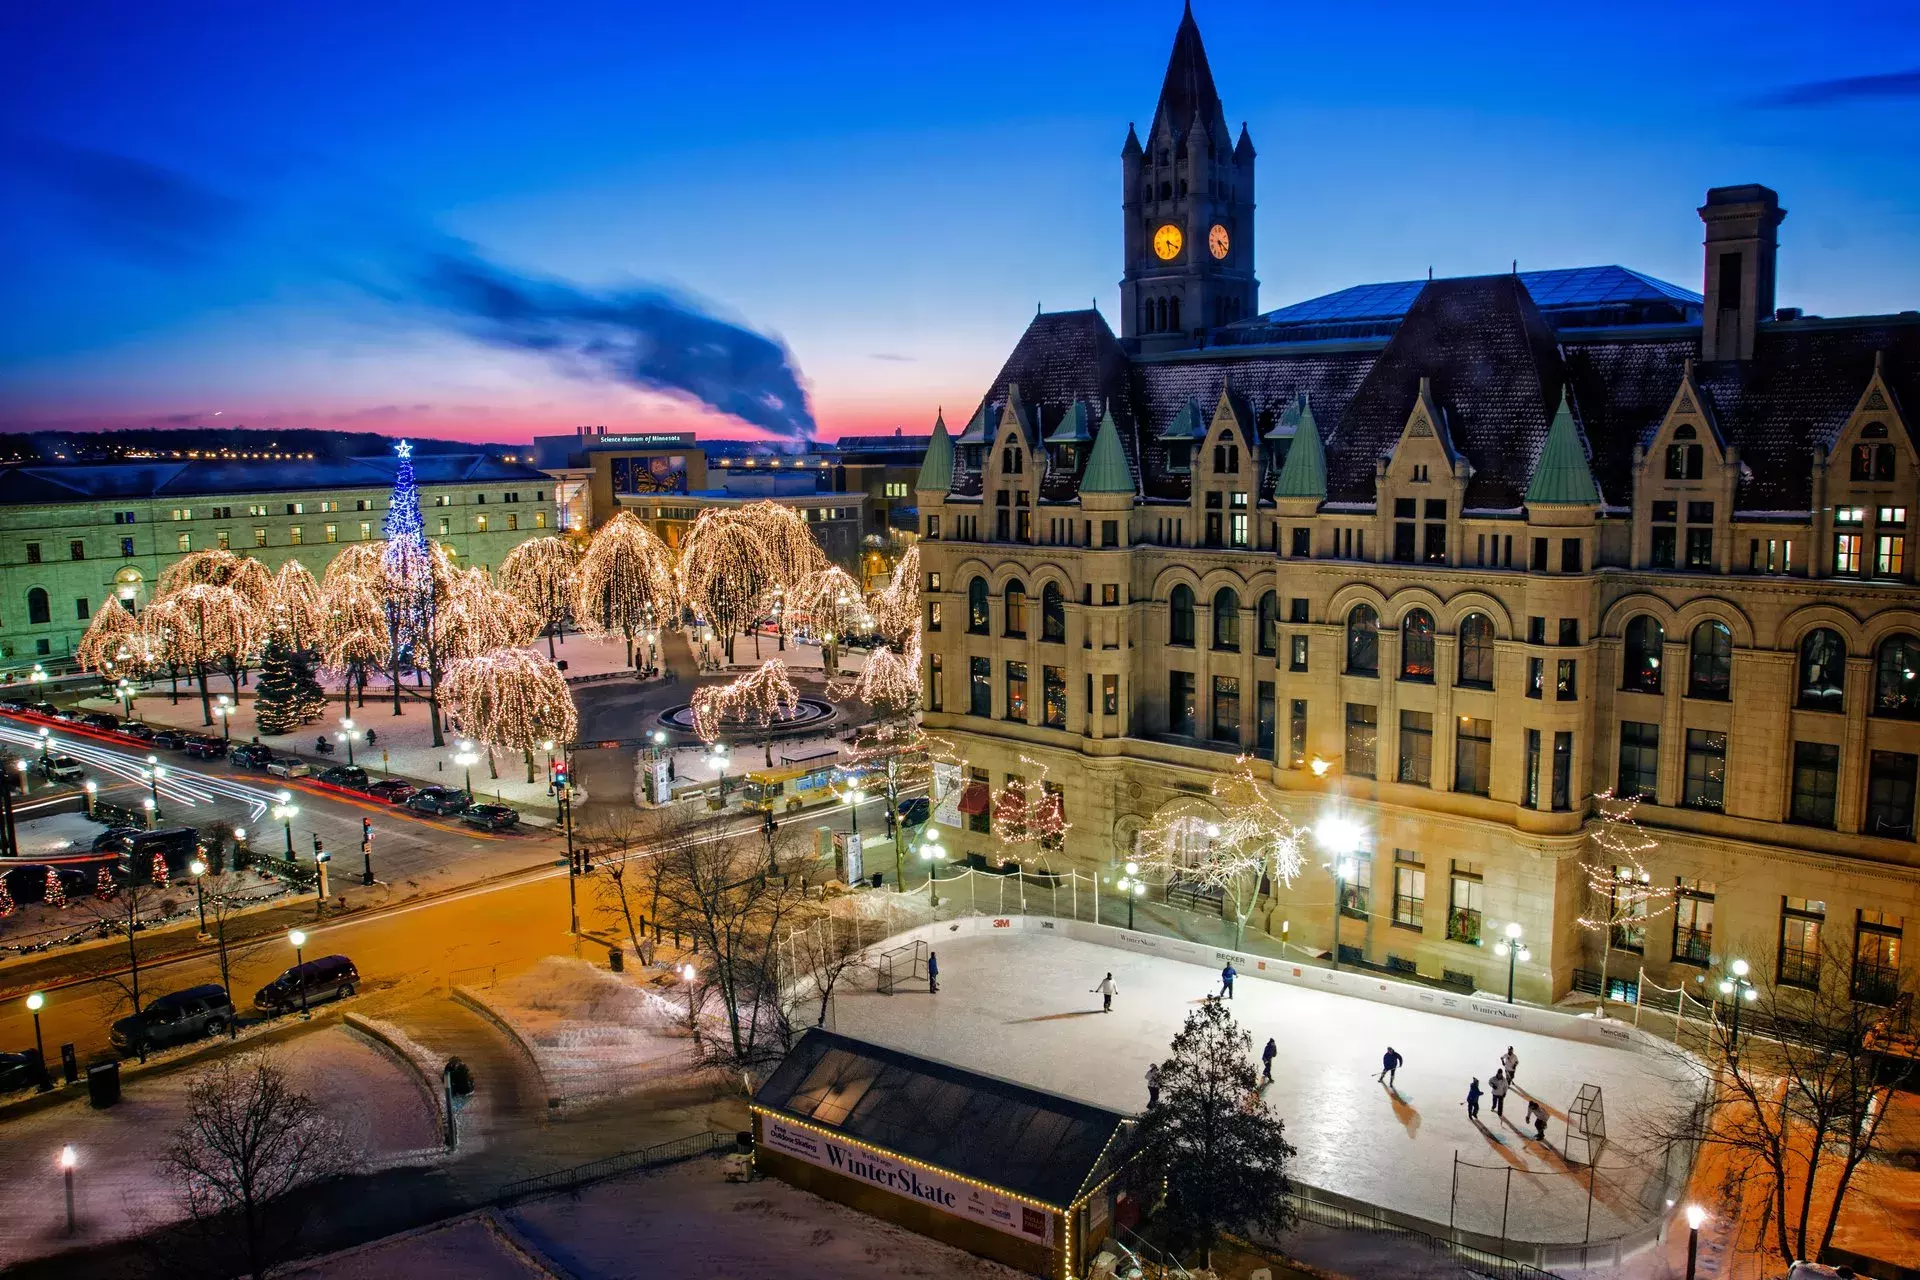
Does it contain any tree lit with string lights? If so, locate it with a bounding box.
[317,543,391,710]
[270,558,324,652]
[441,647,579,783]
[145,583,265,725]
[1136,760,1308,945]
[75,598,140,678]
[574,511,676,670]
[679,509,776,664]
[691,657,799,766]
[500,535,582,659]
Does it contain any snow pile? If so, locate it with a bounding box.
[487,956,694,1104]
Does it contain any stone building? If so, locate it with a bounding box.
[914,7,1920,1003]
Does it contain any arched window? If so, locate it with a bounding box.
[1346,604,1378,676]
[1688,620,1733,700]
[1169,585,1195,646]
[1041,582,1066,643]
[1797,628,1846,712]
[1665,425,1704,480]
[1874,634,1920,719]
[1623,616,1664,693]
[1457,612,1494,687]
[1256,591,1278,657]
[1002,444,1022,474]
[1400,609,1435,680]
[967,577,989,634]
[1212,588,1240,651]
[1159,180,1171,200]
[1156,299,1168,331]
[25,587,49,626]
[1004,579,1028,638]
[1212,442,1239,474]
[1169,297,1181,330]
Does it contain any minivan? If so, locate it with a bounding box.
[110,985,235,1053]
[254,955,359,1013]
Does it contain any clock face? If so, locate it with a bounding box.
[1153,224,1183,261]
[1209,224,1230,260]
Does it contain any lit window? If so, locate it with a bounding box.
[1877,535,1905,577]
[216,531,230,550]
[360,522,372,540]
[254,528,267,546]
[1880,507,1907,526]
[324,524,337,543]
[438,518,451,536]
[177,533,190,551]
[506,513,518,531]
[475,514,489,532]
[534,511,547,529]
[290,526,303,545]
[1836,506,1866,525]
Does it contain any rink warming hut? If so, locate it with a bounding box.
[751,1029,1134,1278]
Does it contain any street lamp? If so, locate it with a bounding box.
[115,679,134,720]
[288,929,310,1020]
[1684,1204,1708,1280]
[273,793,299,861]
[60,1145,76,1237]
[336,717,359,766]
[706,742,731,778]
[25,992,48,1092]
[1116,861,1147,930]
[143,755,165,820]
[82,780,96,818]
[213,696,232,743]
[454,742,478,798]
[14,758,27,797]
[1317,815,1362,971]
[918,825,946,906]
[1493,921,1532,1004]
[189,858,209,937]
[679,962,699,1028]
[38,727,51,759]
[141,796,156,829]
[1717,958,1758,1056]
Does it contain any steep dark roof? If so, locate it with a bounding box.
[755,1029,1130,1208]
[965,309,1137,503]
[1150,2,1228,150]
[0,454,549,505]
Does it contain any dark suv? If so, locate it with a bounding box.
[405,786,470,816]
[184,735,228,760]
[229,743,274,769]
[316,765,369,791]
[110,985,235,1053]
[462,803,519,831]
[254,955,359,1014]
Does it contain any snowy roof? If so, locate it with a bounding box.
[754,1028,1131,1208]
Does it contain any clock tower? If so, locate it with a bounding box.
[1121,3,1257,350]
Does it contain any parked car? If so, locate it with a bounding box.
[265,756,311,778]
[92,825,142,852]
[109,985,235,1054]
[184,735,228,760]
[49,706,83,723]
[117,720,155,740]
[149,730,189,750]
[461,803,520,832]
[405,786,470,816]
[229,742,273,768]
[316,765,369,791]
[24,701,58,718]
[364,779,417,804]
[253,955,359,1014]
[79,711,121,732]
[0,698,27,713]
[108,827,201,881]
[2,864,92,904]
[0,1051,43,1091]
[897,797,930,826]
[39,754,84,782]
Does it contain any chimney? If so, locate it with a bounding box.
[1699,185,1785,362]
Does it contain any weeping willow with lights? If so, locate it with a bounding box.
[75,598,140,677]
[440,646,579,783]
[145,583,266,726]
[574,511,676,670]
[679,508,776,664]
[795,564,863,673]
[317,542,392,710]
[691,657,799,766]
[1135,760,1308,944]
[740,500,828,653]
[157,548,273,610]
[501,535,582,660]
[270,559,324,652]
[869,543,921,651]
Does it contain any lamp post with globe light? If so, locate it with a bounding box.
[1718,958,1758,1056]
[918,825,946,906]
[679,962,699,1032]
[1316,815,1362,971]
[37,726,51,760]
[1116,862,1147,931]
[212,695,232,744]
[82,780,95,819]
[453,742,478,799]
[60,1146,77,1237]
[288,930,310,1020]
[142,755,165,819]
[25,992,48,1091]
[189,859,209,937]
[336,718,359,766]
[1494,921,1532,1003]
[115,679,134,720]
[1684,1204,1708,1280]
[273,794,299,861]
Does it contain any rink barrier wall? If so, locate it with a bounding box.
[344,1012,450,1146]
[451,985,559,1114]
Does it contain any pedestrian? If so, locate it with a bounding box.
[1093,972,1117,1012]
[927,950,939,994]
[1261,1037,1277,1083]
[1218,962,1237,1000]
[1526,1099,1548,1141]
[365,728,377,748]
[1466,1077,1482,1120]
[1146,1063,1162,1108]
[1377,1046,1403,1086]
[1500,1045,1518,1084]
[1489,1069,1509,1117]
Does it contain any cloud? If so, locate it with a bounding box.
[870,352,915,362]
[1758,68,1920,108]
[3,138,818,439]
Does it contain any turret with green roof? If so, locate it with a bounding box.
[1079,406,1135,496]
[916,412,955,494]
[1525,388,1601,506]
[1271,398,1327,500]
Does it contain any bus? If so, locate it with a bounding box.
[740,759,841,813]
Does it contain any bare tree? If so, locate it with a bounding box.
[1655,931,1913,1267]
[78,876,177,1062]
[585,808,674,961]
[161,1054,351,1280]
[782,906,878,1034]
[1575,792,1675,1014]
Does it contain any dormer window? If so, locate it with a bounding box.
[1212,442,1240,473]
[1168,443,1190,473]
[1002,443,1023,474]
[1853,423,1895,481]
[1665,425,1704,480]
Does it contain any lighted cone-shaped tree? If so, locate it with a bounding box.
[151,853,171,890]
[1137,760,1308,946]
[740,501,828,652]
[317,543,391,711]
[255,641,326,735]
[691,658,798,767]
[76,598,139,678]
[43,867,67,910]
[574,512,676,670]
[1576,791,1674,1015]
[0,879,12,917]
[500,535,582,659]
[270,558,323,653]
[145,584,265,725]
[95,867,114,900]
[796,565,863,673]
[679,509,775,665]
[440,647,579,783]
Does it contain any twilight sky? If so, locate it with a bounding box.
[2,1,1918,445]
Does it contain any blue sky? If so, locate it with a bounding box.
[2,0,1917,442]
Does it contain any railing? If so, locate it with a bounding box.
[495,1129,735,1202]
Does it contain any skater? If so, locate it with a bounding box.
[1146,1063,1162,1108]
[1093,972,1118,1012]
[927,950,939,994]
[1261,1037,1277,1083]
[1466,1077,1483,1120]
[1489,1069,1509,1117]
[1217,962,1237,1000]
[1526,1099,1548,1142]
[1377,1046,1403,1086]
[1500,1045,1518,1084]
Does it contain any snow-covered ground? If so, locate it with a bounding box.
[831,931,1703,1248]
[284,1212,555,1280]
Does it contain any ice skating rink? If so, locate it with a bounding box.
[832,930,1704,1245]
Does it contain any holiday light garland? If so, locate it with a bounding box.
[1576,790,1673,1010]
[270,558,324,652]
[678,509,776,664]
[500,535,581,658]
[690,657,799,745]
[990,755,1072,857]
[440,646,579,781]
[574,511,676,668]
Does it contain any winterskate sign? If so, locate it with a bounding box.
[762,1117,1053,1246]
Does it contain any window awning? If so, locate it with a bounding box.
[957,782,991,816]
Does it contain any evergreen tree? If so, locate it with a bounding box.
[254,643,307,735]
[152,852,171,890]
[0,877,13,916]
[44,867,67,909]
[1130,1000,1295,1265]
[95,867,115,900]
[287,649,328,726]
